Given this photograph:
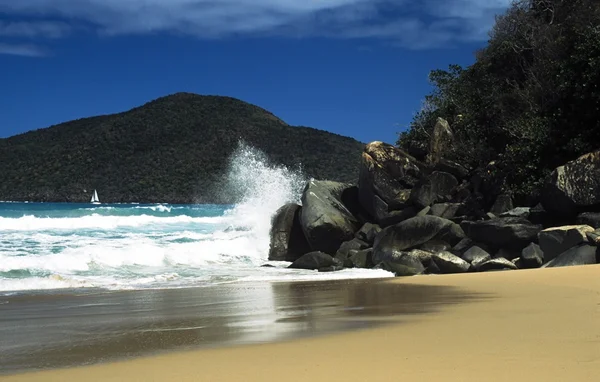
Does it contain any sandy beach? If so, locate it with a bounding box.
[3,265,599,381]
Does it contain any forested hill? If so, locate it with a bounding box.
[0,93,364,203]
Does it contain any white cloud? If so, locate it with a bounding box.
[0,20,70,38]
[0,42,47,56]
[0,0,511,48]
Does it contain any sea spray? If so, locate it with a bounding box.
[222,141,307,255]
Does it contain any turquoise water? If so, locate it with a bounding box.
[0,201,391,294]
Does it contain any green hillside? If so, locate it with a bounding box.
[0,93,364,203]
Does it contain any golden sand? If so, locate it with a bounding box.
[3,265,599,382]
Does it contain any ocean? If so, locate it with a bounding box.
[0,144,392,295]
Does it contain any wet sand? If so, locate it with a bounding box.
[2,265,600,381]
[0,278,483,374]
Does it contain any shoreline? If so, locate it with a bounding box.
[0,277,481,375]
[3,265,599,381]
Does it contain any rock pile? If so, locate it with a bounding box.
[268,120,600,276]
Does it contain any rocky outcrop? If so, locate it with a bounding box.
[576,212,600,229]
[373,216,464,265]
[542,150,600,216]
[409,171,458,209]
[521,243,544,268]
[300,180,361,254]
[375,251,425,276]
[268,203,311,262]
[461,246,492,269]
[431,251,471,274]
[358,141,422,220]
[289,251,341,270]
[460,218,542,251]
[538,225,594,263]
[269,142,600,278]
[355,223,382,244]
[478,257,518,272]
[543,244,598,268]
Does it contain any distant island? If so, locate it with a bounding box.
[0,93,364,203]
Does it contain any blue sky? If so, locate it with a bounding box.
[0,0,510,144]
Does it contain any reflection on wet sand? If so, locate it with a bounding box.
[0,278,490,374]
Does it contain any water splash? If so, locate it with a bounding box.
[223,141,307,257]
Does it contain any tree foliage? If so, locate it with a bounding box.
[398,0,600,204]
[0,93,364,203]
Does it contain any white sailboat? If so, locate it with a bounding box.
[90,189,100,204]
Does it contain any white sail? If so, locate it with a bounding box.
[91,189,100,204]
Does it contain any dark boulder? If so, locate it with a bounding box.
[373,216,464,264]
[541,150,600,217]
[289,251,341,270]
[407,249,434,267]
[376,252,426,277]
[268,203,311,262]
[379,206,419,228]
[451,238,474,256]
[431,251,471,274]
[300,180,361,254]
[460,217,542,251]
[335,238,370,267]
[490,194,513,215]
[348,248,374,269]
[521,243,544,268]
[433,158,469,180]
[495,248,520,261]
[538,225,594,263]
[500,207,531,219]
[355,223,382,244]
[543,244,598,268]
[461,246,492,269]
[587,230,600,245]
[358,141,422,219]
[429,203,462,219]
[576,212,600,229]
[419,240,451,253]
[410,171,458,209]
[478,258,518,272]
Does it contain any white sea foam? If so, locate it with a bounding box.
[0,214,226,231]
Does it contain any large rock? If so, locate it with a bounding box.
[460,217,542,251]
[521,243,544,268]
[541,150,600,216]
[490,194,513,215]
[500,207,531,219]
[429,203,462,219]
[348,248,374,269]
[478,258,518,272]
[358,142,422,219]
[355,223,382,244]
[543,244,598,268]
[427,117,453,165]
[268,203,311,262]
[576,212,600,229]
[335,238,370,266]
[538,225,594,263]
[409,171,458,209]
[461,246,492,269]
[376,252,425,276]
[433,158,469,180]
[289,251,341,270]
[373,216,465,265]
[300,180,361,254]
[431,251,471,274]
